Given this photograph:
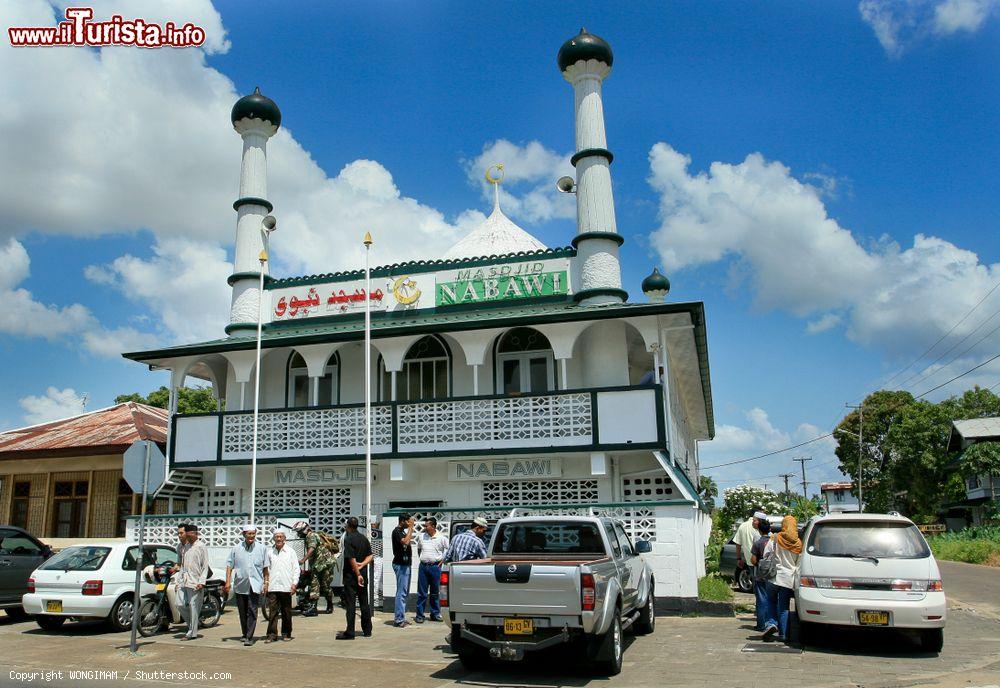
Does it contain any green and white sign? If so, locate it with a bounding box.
[436,259,570,306]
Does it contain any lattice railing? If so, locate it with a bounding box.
[396,393,591,449]
[125,512,308,558]
[221,406,393,458]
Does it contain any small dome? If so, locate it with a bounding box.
[231,87,281,128]
[557,28,613,72]
[444,191,546,261]
[642,267,670,301]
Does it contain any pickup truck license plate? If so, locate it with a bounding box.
[858,610,889,626]
[45,600,62,613]
[503,618,533,635]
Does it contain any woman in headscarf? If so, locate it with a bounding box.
[762,515,802,641]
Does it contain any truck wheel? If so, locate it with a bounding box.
[590,612,623,676]
[451,624,489,670]
[634,588,655,635]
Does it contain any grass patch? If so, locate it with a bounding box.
[928,525,1000,566]
[698,574,734,601]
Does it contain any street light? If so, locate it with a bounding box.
[834,425,864,513]
[249,215,277,525]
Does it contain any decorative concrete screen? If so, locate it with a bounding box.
[222,406,393,459]
[255,487,351,536]
[482,479,599,507]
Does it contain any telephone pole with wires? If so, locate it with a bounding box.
[793,456,812,499]
[780,473,795,498]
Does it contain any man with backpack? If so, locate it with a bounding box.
[294,521,339,616]
[748,514,772,632]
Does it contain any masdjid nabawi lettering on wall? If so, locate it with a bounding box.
[448,458,562,481]
[274,465,367,486]
[436,258,570,306]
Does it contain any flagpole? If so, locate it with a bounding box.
[363,231,373,538]
[249,217,276,524]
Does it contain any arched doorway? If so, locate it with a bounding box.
[495,327,555,394]
[381,334,452,401]
[286,351,340,407]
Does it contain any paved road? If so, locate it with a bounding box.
[940,560,1000,619]
[0,564,997,688]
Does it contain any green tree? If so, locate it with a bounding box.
[719,485,783,533]
[699,475,718,510]
[116,386,219,414]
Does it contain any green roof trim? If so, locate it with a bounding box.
[268,246,576,289]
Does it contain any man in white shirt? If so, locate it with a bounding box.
[264,530,300,642]
[178,525,210,641]
[414,517,448,624]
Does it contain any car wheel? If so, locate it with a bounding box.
[108,595,135,633]
[5,606,30,621]
[737,567,753,593]
[920,628,943,653]
[35,615,66,631]
[634,586,655,635]
[590,611,623,676]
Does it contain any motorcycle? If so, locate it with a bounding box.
[137,562,225,637]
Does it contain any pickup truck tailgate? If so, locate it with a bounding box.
[449,560,588,616]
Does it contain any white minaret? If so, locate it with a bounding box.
[227,87,281,335]
[559,28,626,305]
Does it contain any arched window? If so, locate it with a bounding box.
[287,351,339,407]
[381,335,451,401]
[495,328,555,394]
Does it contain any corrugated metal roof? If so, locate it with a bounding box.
[0,402,167,456]
[949,416,1000,451]
[820,481,854,491]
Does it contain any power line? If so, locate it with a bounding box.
[880,279,1000,389]
[914,352,1000,399]
[700,433,833,470]
[900,310,1000,391]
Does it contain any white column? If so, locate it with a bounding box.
[559,358,569,390]
[310,376,319,406]
[472,364,480,396]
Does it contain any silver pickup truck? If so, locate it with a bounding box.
[445,515,655,676]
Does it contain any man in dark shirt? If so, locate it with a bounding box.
[749,521,772,632]
[336,517,373,640]
[390,513,415,628]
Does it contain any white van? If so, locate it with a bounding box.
[794,513,946,652]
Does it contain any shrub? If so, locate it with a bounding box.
[928,525,1000,566]
[698,574,733,602]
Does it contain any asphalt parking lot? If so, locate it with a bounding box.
[0,561,997,688]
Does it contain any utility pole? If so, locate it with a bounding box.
[793,456,812,499]
[779,473,795,498]
[845,402,865,513]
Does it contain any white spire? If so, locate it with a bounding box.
[443,164,547,260]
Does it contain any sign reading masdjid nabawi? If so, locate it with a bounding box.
[448,458,562,481]
[268,257,571,322]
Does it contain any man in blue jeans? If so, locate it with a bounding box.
[414,516,449,623]
[390,513,415,628]
[749,517,771,631]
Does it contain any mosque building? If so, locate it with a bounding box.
[123,29,715,606]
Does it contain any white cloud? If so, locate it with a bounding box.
[463,140,576,224]
[806,313,842,335]
[0,238,157,355]
[19,386,86,424]
[858,0,998,56]
[647,143,1000,358]
[1,0,499,349]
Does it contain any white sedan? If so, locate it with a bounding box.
[794,513,946,652]
[22,542,176,632]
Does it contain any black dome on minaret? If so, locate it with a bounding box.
[231,87,281,128]
[557,28,613,72]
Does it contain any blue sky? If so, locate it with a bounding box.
[1,0,998,492]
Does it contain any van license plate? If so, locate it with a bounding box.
[45,601,62,613]
[858,611,889,626]
[503,618,533,635]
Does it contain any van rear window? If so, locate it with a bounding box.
[807,522,929,559]
[494,522,605,556]
[38,546,111,571]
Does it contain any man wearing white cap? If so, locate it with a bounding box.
[225,524,269,646]
[445,516,489,563]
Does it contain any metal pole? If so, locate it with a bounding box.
[249,257,266,525]
[128,442,151,653]
[363,232,373,536]
[858,402,864,513]
[794,456,812,500]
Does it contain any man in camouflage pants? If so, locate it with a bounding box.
[294,521,336,616]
